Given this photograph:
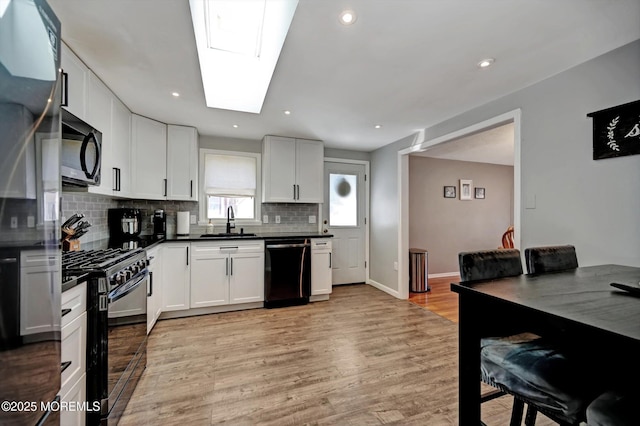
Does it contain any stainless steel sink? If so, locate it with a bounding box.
[199,233,257,238]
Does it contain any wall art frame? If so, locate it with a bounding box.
[459,179,472,201]
[588,100,640,160]
[444,186,456,198]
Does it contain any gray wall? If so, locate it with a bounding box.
[370,39,640,291]
[409,157,514,274]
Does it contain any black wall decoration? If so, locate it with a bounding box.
[588,100,640,160]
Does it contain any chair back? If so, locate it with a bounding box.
[501,226,514,249]
[458,249,523,282]
[524,245,578,274]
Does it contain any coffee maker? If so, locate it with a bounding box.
[152,210,166,238]
[108,208,142,239]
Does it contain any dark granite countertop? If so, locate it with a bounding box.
[164,232,332,242]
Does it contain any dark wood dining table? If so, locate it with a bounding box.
[450,264,640,425]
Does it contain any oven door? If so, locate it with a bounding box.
[107,270,147,417]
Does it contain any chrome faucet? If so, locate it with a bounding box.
[226,206,235,234]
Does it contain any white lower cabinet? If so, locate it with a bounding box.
[20,250,60,336]
[60,282,87,426]
[311,239,332,296]
[60,373,86,426]
[162,243,190,311]
[190,241,264,308]
[147,245,163,333]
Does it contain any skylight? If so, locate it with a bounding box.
[189,0,298,114]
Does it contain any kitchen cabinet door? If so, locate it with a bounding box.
[61,43,87,121]
[162,243,190,311]
[295,139,324,203]
[19,252,61,335]
[262,136,324,203]
[131,114,167,200]
[166,125,198,201]
[0,105,35,199]
[190,245,228,308]
[86,73,113,196]
[262,136,296,202]
[110,97,132,197]
[229,251,265,304]
[147,246,163,334]
[311,239,332,296]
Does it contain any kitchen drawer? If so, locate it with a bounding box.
[60,373,87,426]
[61,311,87,397]
[62,282,87,328]
[20,250,58,268]
[192,241,264,256]
[312,239,332,251]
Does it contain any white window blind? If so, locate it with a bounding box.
[203,153,256,196]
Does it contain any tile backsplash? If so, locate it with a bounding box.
[62,191,319,241]
[61,192,118,242]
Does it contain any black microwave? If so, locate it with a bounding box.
[61,109,101,186]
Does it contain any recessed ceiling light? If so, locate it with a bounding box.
[232,124,238,128]
[172,92,180,97]
[339,10,357,25]
[477,58,495,69]
[374,124,382,129]
[283,110,291,115]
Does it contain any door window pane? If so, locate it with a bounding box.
[329,173,357,227]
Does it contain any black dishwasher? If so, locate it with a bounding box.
[264,238,311,308]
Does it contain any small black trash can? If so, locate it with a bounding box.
[409,248,429,292]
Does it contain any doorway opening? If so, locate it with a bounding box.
[397,109,522,299]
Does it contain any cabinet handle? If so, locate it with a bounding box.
[230,257,233,276]
[61,71,69,107]
[61,308,72,318]
[329,253,332,268]
[190,180,193,198]
[148,271,153,297]
[61,361,72,373]
[164,179,168,197]
[225,258,229,276]
[293,184,296,200]
[186,246,189,265]
[297,184,300,200]
[0,257,17,264]
[117,168,121,191]
[112,167,118,191]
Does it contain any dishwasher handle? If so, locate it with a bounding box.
[266,243,310,249]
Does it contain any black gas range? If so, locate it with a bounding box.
[62,248,148,425]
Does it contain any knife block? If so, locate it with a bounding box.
[63,239,81,252]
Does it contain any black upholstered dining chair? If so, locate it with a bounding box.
[458,249,600,426]
[586,389,637,426]
[524,245,578,274]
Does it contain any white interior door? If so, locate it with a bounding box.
[322,162,366,285]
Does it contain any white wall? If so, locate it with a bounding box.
[369,39,640,292]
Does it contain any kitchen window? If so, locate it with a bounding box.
[199,149,261,225]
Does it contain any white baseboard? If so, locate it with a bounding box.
[428,272,459,278]
[367,279,402,299]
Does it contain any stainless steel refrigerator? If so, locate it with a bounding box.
[0,0,63,424]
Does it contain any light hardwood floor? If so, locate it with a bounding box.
[120,284,553,425]
[409,276,460,323]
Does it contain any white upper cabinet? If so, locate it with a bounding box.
[295,139,324,202]
[86,73,113,196]
[131,114,167,200]
[166,125,198,201]
[0,105,35,199]
[60,43,88,121]
[110,97,132,197]
[86,73,132,198]
[262,136,323,203]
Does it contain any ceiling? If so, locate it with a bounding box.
[412,123,514,166]
[48,0,640,152]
